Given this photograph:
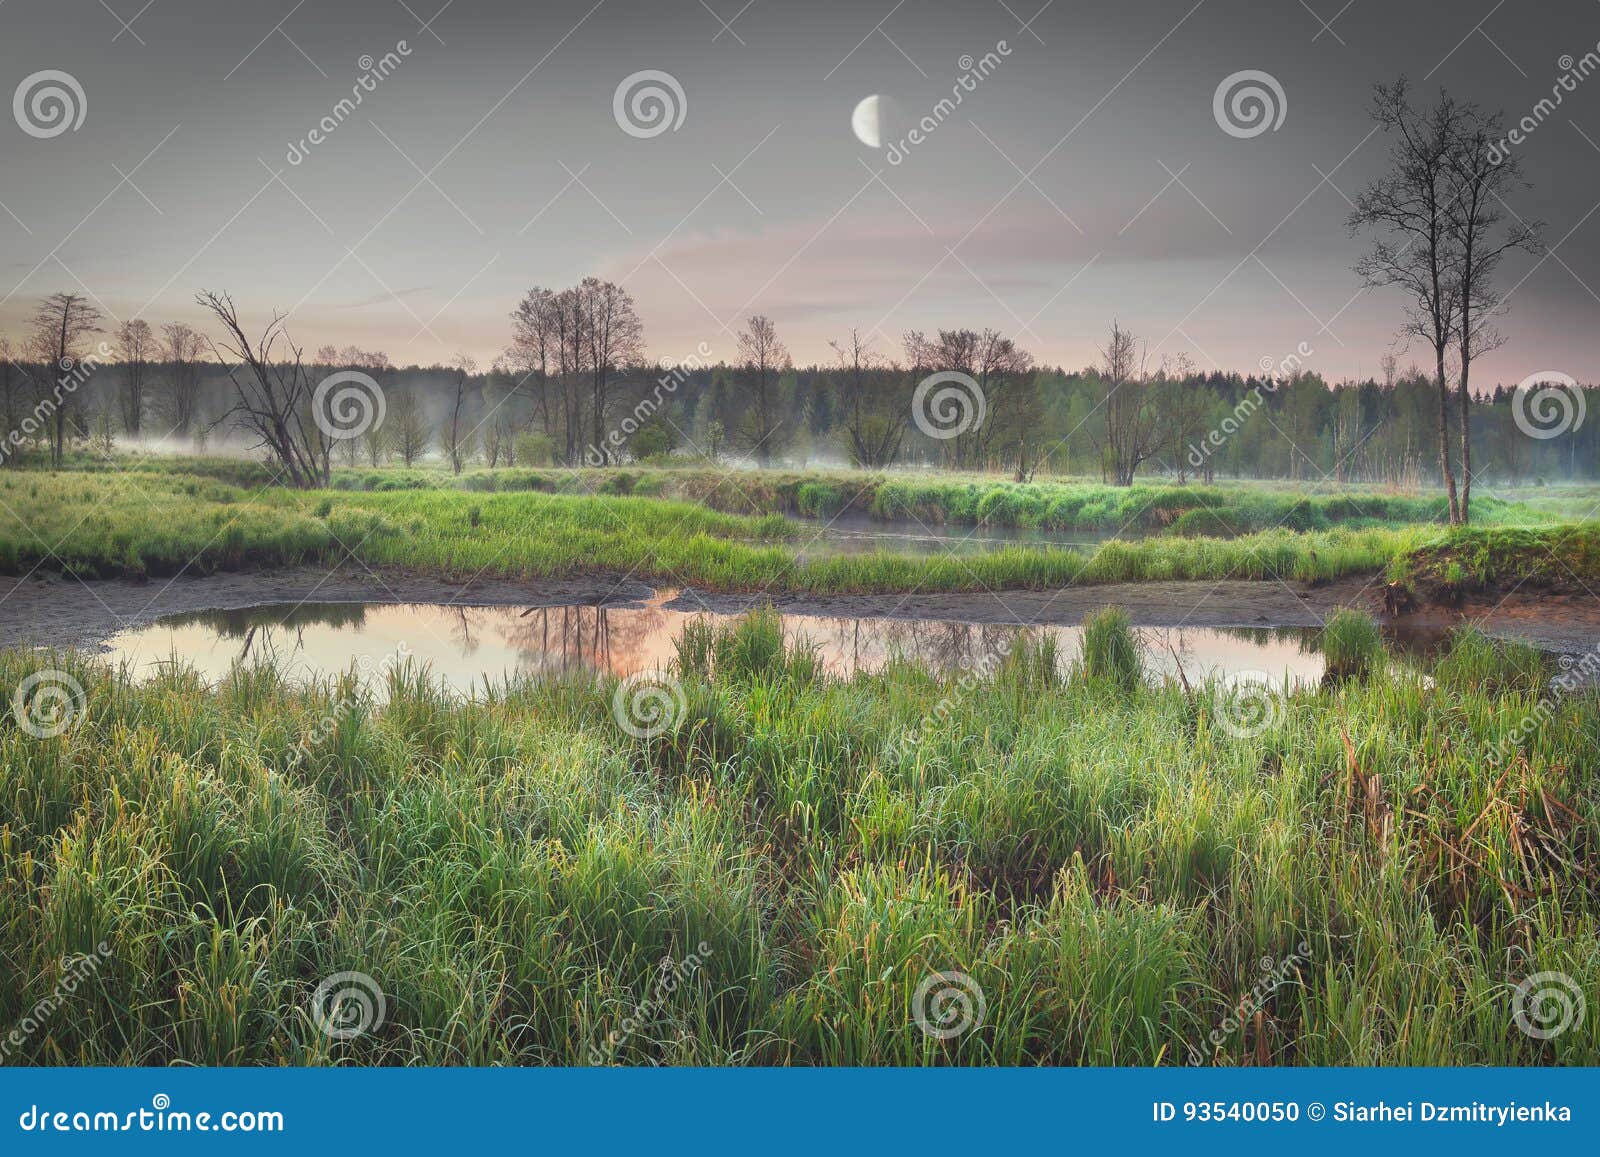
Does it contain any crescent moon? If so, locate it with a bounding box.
[851,94,882,148]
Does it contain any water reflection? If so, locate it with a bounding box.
[99,597,1377,697]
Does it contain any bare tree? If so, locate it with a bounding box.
[116,318,155,438]
[160,321,207,439]
[445,353,477,474]
[737,314,789,467]
[27,292,103,466]
[904,327,1032,470]
[390,387,430,467]
[581,277,644,464]
[1094,320,1160,486]
[1444,109,1542,522]
[0,337,25,463]
[195,290,331,488]
[507,286,557,444]
[1350,79,1469,522]
[830,328,905,468]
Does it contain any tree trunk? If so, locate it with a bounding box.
[1434,347,1460,523]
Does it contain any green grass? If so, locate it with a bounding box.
[1080,607,1141,691]
[42,454,1536,530]
[1,469,1595,599]
[1321,607,1384,682]
[1,618,1595,1065]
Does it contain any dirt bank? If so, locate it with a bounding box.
[1,566,1596,654]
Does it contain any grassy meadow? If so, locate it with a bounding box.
[0,463,1594,596]
[1,614,1596,1064]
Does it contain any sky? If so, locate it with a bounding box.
[1,0,1598,385]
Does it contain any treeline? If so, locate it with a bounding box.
[1,289,1593,488]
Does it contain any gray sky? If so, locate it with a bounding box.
[1,0,1597,383]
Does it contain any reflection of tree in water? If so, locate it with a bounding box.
[472,603,673,677]
[169,602,371,636]
[169,602,373,667]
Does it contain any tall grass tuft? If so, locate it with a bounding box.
[1078,607,1141,692]
[1321,607,1384,682]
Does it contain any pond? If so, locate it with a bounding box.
[99,595,1347,697]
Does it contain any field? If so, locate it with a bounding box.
[0,464,1596,598]
[2,460,1598,1067]
[2,613,1596,1064]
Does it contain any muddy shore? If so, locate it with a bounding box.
[3,565,1597,654]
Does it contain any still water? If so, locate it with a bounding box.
[100,596,1335,697]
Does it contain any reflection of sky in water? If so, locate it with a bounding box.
[102,598,1330,698]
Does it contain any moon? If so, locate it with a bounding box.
[851,94,883,148]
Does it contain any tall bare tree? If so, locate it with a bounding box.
[390,387,430,467]
[27,292,103,466]
[830,328,906,468]
[445,353,477,474]
[737,314,789,467]
[195,290,330,488]
[580,277,644,464]
[1350,79,1469,522]
[1094,321,1160,486]
[1443,108,1542,522]
[116,318,155,438]
[507,286,557,444]
[160,321,207,438]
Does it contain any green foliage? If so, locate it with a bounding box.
[3,623,1597,1065]
[1079,606,1141,691]
[1321,608,1383,682]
